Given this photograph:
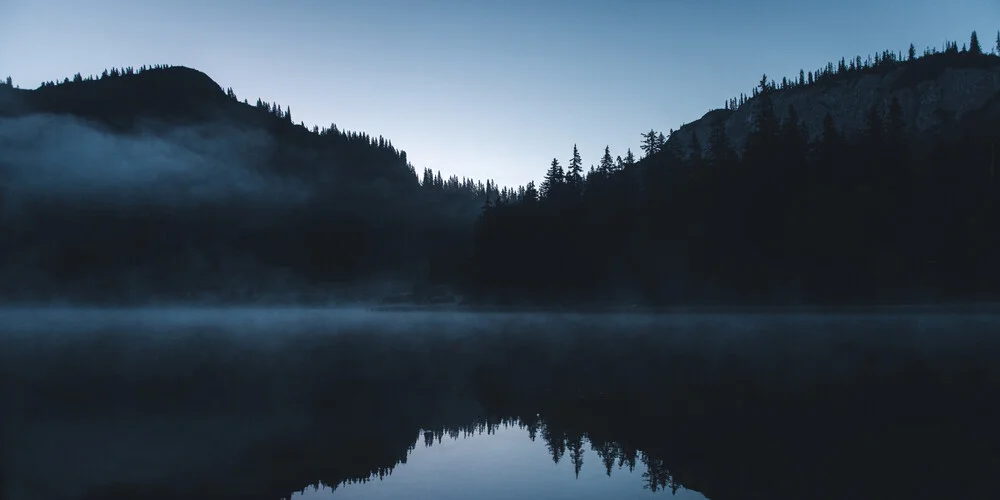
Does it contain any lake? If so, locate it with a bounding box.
[2,308,999,500]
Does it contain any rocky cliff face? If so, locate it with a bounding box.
[668,55,1000,157]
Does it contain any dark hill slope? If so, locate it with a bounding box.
[0,66,486,303]
[2,66,229,126]
[669,51,1000,158]
[469,46,1000,306]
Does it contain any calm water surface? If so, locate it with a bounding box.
[2,307,999,500]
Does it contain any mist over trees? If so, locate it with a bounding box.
[2,30,1000,305]
[0,65,492,302]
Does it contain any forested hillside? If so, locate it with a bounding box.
[2,30,1000,305]
[470,32,1000,306]
[0,66,492,303]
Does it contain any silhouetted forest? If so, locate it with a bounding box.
[0,65,496,302]
[2,31,1000,305]
[5,312,1000,499]
[470,32,1000,306]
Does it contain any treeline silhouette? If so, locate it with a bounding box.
[5,312,1000,499]
[0,65,499,302]
[469,31,1000,306]
[721,30,1000,111]
[2,30,1000,305]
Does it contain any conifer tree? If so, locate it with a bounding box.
[752,75,779,139]
[541,158,564,200]
[908,43,916,61]
[599,146,615,174]
[624,149,636,168]
[970,31,982,55]
[523,181,539,204]
[640,130,660,158]
[566,144,584,193]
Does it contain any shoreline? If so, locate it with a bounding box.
[2,300,1000,315]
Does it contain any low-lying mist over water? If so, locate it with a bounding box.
[3,308,1000,500]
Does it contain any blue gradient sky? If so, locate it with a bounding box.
[2,0,996,187]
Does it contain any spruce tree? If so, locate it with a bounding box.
[995,31,1000,55]
[541,158,564,200]
[566,144,584,193]
[746,74,779,160]
[640,130,660,158]
[624,149,636,168]
[599,146,615,174]
[523,181,539,204]
[970,31,982,55]
[908,43,916,61]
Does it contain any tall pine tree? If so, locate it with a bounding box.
[541,158,565,200]
[640,130,660,158]
[970,31,982,55]
[745,74,780,164]
[566,144,584,194]
[599,146,615,174]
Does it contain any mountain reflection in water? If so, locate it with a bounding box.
[2,308,1000,500]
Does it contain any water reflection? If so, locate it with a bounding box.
[2,309,1000,500]
[291,424,706,500]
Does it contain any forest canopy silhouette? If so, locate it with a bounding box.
[1,31,1000,305]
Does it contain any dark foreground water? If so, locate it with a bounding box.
[2,308,1000,500]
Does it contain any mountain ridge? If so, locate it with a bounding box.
[668,50,1000,158]
[3,33,1000,305]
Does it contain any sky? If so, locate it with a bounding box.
[1,0,997,188]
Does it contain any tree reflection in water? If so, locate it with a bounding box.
[291,420,694,499]
[2,310,999,500]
